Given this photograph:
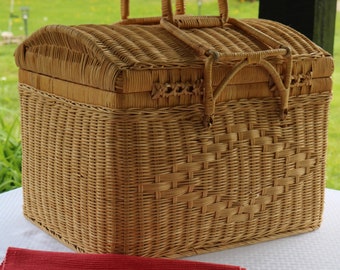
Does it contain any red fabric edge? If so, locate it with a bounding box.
[1,247,246,270]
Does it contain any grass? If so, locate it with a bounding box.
[0,0,339,192]
[326,8,340,190]
[0,42,21,193]
[0,113,21,193]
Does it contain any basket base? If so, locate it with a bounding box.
[23,213,321,258]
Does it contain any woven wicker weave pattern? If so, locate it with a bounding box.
[20,82,330,257]
[16,0,333,258]
[15,19,332,94]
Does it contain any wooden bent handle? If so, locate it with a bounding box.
[160,17,293,127]
[120,0,229,24]
[202,19,293,127]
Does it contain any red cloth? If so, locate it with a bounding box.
[0,247,246,270]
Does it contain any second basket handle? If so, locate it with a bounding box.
[120,0,185,20]
[120,0,229,24]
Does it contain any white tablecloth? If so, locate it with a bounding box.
[1,188,340,269]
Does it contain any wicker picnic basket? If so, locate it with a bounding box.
[15,0,333,258]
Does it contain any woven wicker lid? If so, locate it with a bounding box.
[15,18,333,93]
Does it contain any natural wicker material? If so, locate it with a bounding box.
[16,0,333,258]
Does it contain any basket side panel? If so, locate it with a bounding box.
[118,92,330,257]
[19,84,119,253]
[19,81,331,257]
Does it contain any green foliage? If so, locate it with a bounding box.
[326,10,340,190]
[0,43,21,193]
[0,113,22,193]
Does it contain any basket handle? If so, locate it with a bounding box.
[203,19,292,127]
[203,47,292,127]
[120,0,229,26]
[120,0,184,20]
[120,1,292,127]
[159,18,293,127]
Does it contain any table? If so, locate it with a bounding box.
[1,188,340,270]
